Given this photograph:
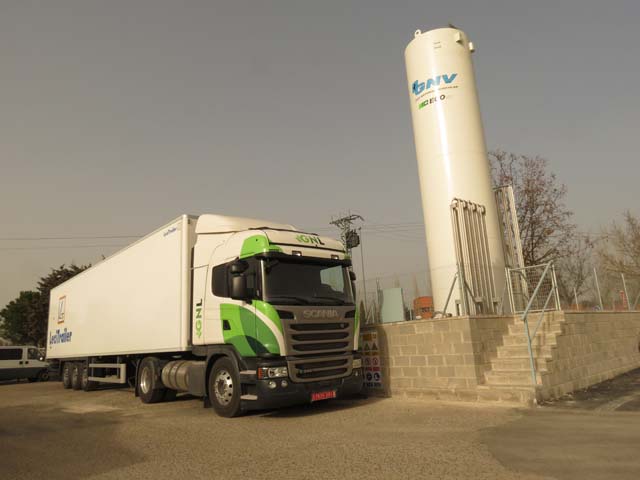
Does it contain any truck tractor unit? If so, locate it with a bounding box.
[46,215,363,417]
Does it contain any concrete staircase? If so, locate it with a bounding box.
[482,312,566,402]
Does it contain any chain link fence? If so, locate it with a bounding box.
[506,263,560,314]
[564,268,640,312]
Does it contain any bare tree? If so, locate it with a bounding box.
[598,211,640,276]
[556,236,594,307]
[489,149,575,265]
[597,211,640,308]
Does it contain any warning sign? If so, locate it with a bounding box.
[361,331,383,389]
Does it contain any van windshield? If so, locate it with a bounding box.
[261,258,355,306]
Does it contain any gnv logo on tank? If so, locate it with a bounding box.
[49,328,73,346]
[411,72,458,110]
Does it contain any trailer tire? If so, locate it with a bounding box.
[208,357,242,418]
[71,363,82,390]
[138,357,166,404]
[62,363,72,389]
[80,364,97,391]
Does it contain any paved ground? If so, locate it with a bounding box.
[1,381,639,480]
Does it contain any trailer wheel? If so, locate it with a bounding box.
[138,357,166,404]
[62,362,72,389]
[208,357,242,418]
[71,363,82,390]
[80,364,96,391]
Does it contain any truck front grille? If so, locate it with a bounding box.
[282,312,354,383]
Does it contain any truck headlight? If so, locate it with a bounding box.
[352,358,362,369]
[257,366,288,379]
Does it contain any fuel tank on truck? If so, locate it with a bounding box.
[404,27,506,315]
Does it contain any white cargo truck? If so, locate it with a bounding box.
[47,215,363,417]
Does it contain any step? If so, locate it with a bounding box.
[502,333,558,347]
[476,385,540,405]
[485,369,546,386]
[496,344,556,359]
[491,357,550,372]
[508,322,563,336]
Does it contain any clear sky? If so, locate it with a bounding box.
[1,0,639,308]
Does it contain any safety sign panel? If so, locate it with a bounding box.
[361,331,383,389]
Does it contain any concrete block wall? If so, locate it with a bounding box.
[363,316,514,401]
[363,311,640,405]
[541,311,640,399]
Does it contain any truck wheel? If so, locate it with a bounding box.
[62,363,72,389]
[138,357,166,404]
[80,364,96,391]
[71,363,82,390]
[208,357,242,417]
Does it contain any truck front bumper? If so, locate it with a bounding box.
[243,368,364,411]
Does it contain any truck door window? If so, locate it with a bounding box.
[212,258,260,299]
[28,348,39,360]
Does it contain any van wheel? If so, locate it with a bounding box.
[38,369,50,382]
[208,357,242,417]
[138,357,166,404]
[71,363,82,390]
[62,363,72,389]
[80,364,96,391]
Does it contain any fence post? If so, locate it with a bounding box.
[593,267,604,311]
[551,264,561,310]
[621,273,632,311]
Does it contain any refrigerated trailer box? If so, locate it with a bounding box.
[47,214,363,417]
[48,216,195,359]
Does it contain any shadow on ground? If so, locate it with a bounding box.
[0,404,145,480]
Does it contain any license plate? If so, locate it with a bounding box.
[311,390,337,402]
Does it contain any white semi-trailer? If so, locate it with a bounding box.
[47,215,363,417]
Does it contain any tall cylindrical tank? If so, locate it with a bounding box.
[404,27,505,315]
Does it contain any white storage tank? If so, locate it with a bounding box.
[404,27,506,315]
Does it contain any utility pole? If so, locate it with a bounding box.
[330,213,366,317]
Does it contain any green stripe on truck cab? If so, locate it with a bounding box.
[240,235,282,259]
[220,304,280,356]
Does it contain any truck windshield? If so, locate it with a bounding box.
[262,258,355,306]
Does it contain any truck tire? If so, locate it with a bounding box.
[80,364,96,391]
[138,357,166,404]
[62,363,72,389]
[208,357,242,418]
[71,363,82,390]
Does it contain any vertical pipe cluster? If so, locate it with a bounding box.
[450,199,498,315]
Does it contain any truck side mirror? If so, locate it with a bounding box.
[349,271,357,282]
[230,274,248,301]
[230,260,248,274]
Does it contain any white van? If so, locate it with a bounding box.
[0,346,50,382]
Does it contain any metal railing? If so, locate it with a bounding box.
[507,262,560,386]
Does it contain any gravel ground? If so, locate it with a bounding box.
[1,381,639,480]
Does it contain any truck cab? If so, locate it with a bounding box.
[188,215,363,415]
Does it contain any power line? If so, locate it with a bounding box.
[0,234,141,241]
[0,244,127,251]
